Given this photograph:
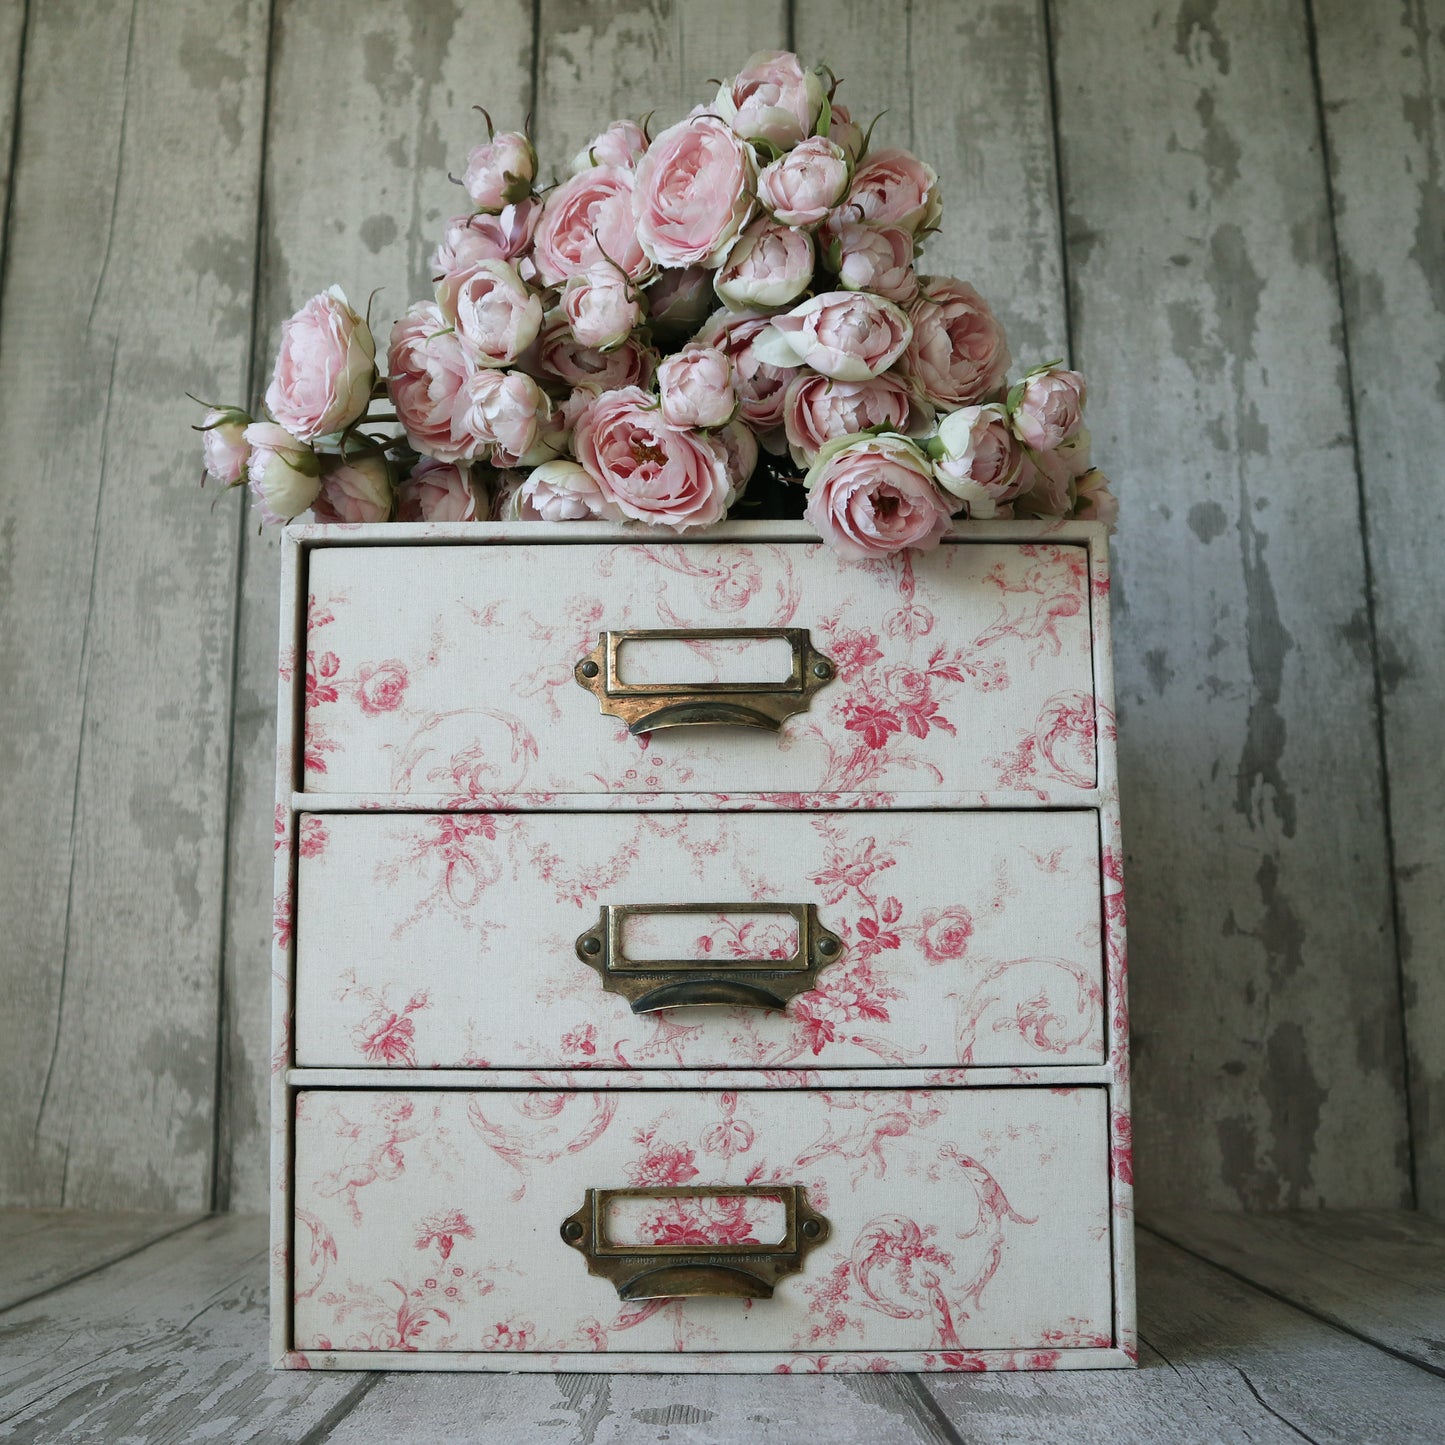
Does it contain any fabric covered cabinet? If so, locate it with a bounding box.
[269,519,1134,1372]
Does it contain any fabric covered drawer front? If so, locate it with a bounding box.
[293,809,1105,1069]
[291,1086,1114,1358]
[300,539,1096,798]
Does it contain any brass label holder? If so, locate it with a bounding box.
[560,1184,830,1300]
[573,626,836,734]
[575,901,842,1013]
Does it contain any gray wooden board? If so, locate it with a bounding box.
[793,0,1068,362]
[218,0,536,1211]
[921,1226,1445,1445]
[0,0,25,285]
[1312,0,1445,1218]
[0,1208,200,1312]
[1050,0,1409,1208]
[1146,1208,1445,1373]
[0,0,270,1211]
[0,1215,361,1443]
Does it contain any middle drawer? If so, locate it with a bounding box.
[294,810,1104,1070]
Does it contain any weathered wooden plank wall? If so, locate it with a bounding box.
[0,0,1438,1216]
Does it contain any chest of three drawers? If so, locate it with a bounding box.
[269,518,1135,1372]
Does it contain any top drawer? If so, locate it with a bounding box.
[298,538,1097,799]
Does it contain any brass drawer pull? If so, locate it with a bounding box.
[573,627,836,733]
[560,1184,830,1299]
[575,902,842,1013]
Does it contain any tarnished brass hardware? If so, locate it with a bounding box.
[575,902,841,1013]
[560,1184,830,1299]
[573,627,836,734]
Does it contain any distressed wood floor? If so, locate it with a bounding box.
[0,1210,1441,1443]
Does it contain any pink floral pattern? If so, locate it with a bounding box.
[292,1086,1113,1355]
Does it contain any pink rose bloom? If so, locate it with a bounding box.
[462,129,536,211]
[387,302,478,463]
[645,265,716,341]
[244,422,321,524]
[395,459,483,522]
[633,114,756,268]
[918,906,974,963]
[802,433,952,560]
[714,220,813,311]
[562,262,642,350]
[532,312,658,391]
[264,287,376,442]
[1011,365,1086,451]
[757,138,850,226]
[931,403,1030,516]
[756,290,913,381]
[658,346,737,429]
[515,458,622,522]
[356,660,409,715]
[460,369,551,465]
[783,372,914,468]
[200,406,251,485]
[571,118,648,173]
[312,456,393,524]
[901,276,1010,408]
[839,147,941,235]
[715,51,824,148]
[437,258,542,369]
[532,166,648,285]
[574,385,730,530]
[828,103,865,163]
[430,201,540,276]
[713,419,759,503]
[696,308,792,446]
[833,223,918,303]
[1020,427,1093,518]
[1071,468,1119,528]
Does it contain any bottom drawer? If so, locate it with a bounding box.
[291,1086,1116,1363]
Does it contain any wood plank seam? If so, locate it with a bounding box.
[1300,0,1418,1212]
[905,1374,969,1445]
[1039,0,1075,369]
[1139,1222,1445,1380]
[293,1377,380,1445]
[0,0,29,321]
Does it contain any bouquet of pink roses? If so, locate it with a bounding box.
[196,50,1115,560]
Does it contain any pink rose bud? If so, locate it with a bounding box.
[696,307,792,447]
[562,262,642,351]
[571,118,649,173]
[832,223,918,304]
[715,50,825,148]
[243,422,321,524]
[827,103,865,163]
[396,459,484,522]
[430,200,541,277]
[387,302,478,463]
[802,433,954,560]
[1071,468,1118,528]
[264,286,376,442]
[436,258,542,369]
[757,137,850,226]
[901,276,1011,408]
[839,147,942,235]
[714,220,814,311]
[713,418,759,504]
[461,369,552,466]
[516,458,623,521]
[1023,426,1094,517]
[312,456,394,524]
[199,406,251,485]
[930,403,1030,517]
[784,371,914,468]
[532,166,649,285]
[532,311,659,391]
[645,265,717,341]
[755,290,913,381]
[633,113,757,268]
[462,129,536,212]
[658,345,738,429]
[574,385,731,529]
[1010,364,1087,451]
